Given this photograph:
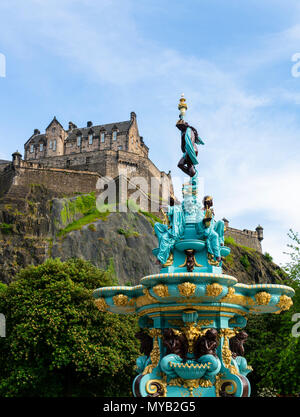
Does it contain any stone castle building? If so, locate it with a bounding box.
[23,112,171,186]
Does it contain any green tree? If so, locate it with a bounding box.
[0,258,139,397]
[246,230,300,396]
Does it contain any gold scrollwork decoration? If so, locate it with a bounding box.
[275,295,293,313]
[178,252,203,268]
[207,252,220,266]
[143,329,162,375]
[214,373,223,397]
[206,283,223,297]
[219,328,238,375]
[178,282,196,297]
[255,291,271,305]
[145,379,167,397]
[153,284,169,298]
[221,379,238,395]
[94,297,108,312]
[220,287,255,307]
[163,252,174,267]
[136,288,158,308]
[113,294,128,306]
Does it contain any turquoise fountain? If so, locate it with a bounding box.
[93,96,294,397]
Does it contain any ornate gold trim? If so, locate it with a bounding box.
[206,283,223,297]
[145,379,167,397]
[219,329,238,375]
[178,253,203,268]
[113,294,128,306]
[94,297,108,312]
[276,295,293,313]
[153,284,169,298]
[207,252,220,266]
[220,287,255,307]
[143,329,162,375]
[136,288,158,308]
[137,305,247,317]
[255,291,271,305]
[163,252,174,267]
[221,379,238,395]
[178,282,196,297]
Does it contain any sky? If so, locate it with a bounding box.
[0,0,300,266]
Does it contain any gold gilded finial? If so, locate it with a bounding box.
[178,93,188,119]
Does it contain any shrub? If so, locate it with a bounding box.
[0,258,138,397]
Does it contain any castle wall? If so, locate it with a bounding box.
[12,165,100,196]
[225,226,262,252]
[0,166,15,198]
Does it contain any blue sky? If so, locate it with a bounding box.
[1,0,300,265]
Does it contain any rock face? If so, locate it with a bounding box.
[50,210,160,285]
[0,188,285,285]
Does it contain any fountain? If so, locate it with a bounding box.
[93,96,294,397]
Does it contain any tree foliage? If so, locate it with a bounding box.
[246,230,300,396]
[0,258,139,397]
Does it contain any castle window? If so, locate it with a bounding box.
[86,157,91,165]
[66,160,70,168]
[118,145,122,150]
[53,140,57,151]
[112,131,117,141]
[49,140,53,149]
[89,134,93,145]
[77,135,81,147]
[39,143,43,152]
[100,132,105,143]
[30,144,34,153]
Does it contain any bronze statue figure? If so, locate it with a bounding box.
[229,330,248,359]
[194,328,219,358]
[176,119,204,177]
[162,328,188,361]
[135,330,153,357]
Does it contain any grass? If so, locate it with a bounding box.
[139,210,163,227]
[117,228,140,238]
[223,253,234,267]
[60,192,97,225]
[57,208,110,237]
[240,254,251,270]
[224,236,236,246]
[225,235,256,253]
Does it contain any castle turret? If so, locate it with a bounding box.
[256,225,264,241]
[12,150,22,167]
[222,217,229,229]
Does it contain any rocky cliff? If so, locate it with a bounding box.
[0,187,285,285]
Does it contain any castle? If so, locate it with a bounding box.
[23,112,172,187]
[0,112,263,252]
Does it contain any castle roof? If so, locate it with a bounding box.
[65,120,131,142]
[24,133,47,148]
[0,159,10,164]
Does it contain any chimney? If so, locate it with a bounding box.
[87,121,93,127]
[130,112,136,121]
[34,129,40,135]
